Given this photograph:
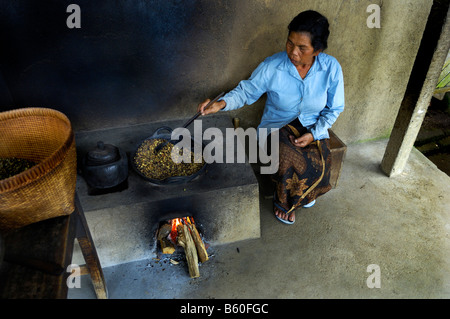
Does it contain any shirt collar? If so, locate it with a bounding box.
[315,52,327,71]
[278,51,327,79]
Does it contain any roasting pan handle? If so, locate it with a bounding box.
[151,126,173,138]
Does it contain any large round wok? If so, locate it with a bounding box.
[131,126,207,185]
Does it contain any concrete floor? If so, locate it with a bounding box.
[68,139,450,299]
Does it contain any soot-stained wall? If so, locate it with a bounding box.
[0,0,434,143]
[0,0,236,131]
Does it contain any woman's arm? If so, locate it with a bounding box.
[197,60,269,115]
[310,64,345,141]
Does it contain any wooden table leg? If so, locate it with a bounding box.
[74,194,108,299]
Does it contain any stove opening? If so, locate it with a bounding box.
[156,216,209,278]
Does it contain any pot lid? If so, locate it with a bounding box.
[86,141,120,166]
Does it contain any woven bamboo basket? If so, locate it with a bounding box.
[0,108,77,231]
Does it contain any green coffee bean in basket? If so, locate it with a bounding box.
[0,157,36,180]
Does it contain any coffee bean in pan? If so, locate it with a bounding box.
[134,139,204,180]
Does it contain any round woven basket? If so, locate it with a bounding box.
[0,108,77,231]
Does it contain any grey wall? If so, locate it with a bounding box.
[0,0,433,143]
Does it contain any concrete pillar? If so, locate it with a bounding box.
[381,8,450,177]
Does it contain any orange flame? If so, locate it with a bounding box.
[169,216,195,244]
[170,218,182,243]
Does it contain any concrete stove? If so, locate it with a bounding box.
[71,114,260,267]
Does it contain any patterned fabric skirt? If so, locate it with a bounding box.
[272,118,332,213]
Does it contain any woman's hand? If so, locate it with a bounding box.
[197,99,226,116]
[289,132,314,148]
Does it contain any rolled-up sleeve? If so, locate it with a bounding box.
[310,63,345,140]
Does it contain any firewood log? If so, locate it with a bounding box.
[157,223,175,254]
[187,223,209,263]
[177,224,200,278]
[159,237,175,254]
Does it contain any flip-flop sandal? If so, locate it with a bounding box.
[273,192,295,225]
[303,200,316,208]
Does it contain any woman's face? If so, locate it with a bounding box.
[286,31,320,67]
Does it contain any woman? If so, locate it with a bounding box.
[197,10,345,224]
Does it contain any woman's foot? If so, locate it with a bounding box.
[273,201,295,225]
[303,200,316,208]
[274,206,295,223]
[273,192,295,224]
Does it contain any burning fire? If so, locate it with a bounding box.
[158,215,208,278]
[169,217,195,244]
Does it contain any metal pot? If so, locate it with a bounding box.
[82,141,128,189]
[131,126,207,185]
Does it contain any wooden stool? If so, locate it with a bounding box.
[0,193,107,299]
[328,129,347,189]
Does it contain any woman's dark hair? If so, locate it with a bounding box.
[288,10,330,51]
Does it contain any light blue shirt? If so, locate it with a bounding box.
[221,51,345,140]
